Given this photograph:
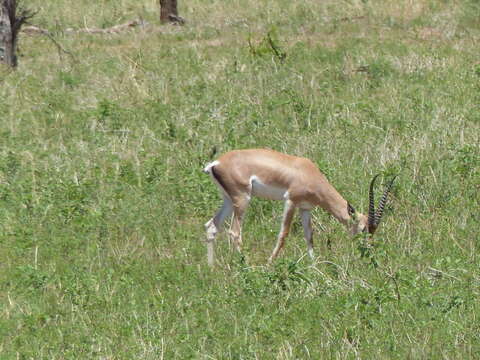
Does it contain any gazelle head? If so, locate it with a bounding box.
[348,174,396,236]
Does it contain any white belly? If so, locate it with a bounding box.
[250,176,288,201]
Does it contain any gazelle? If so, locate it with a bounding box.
[203,149,396,266]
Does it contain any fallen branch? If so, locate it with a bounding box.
[20,24,76,62]
[45,31,77,62]
[66,19,146,34]
[21,19,147,36]
[21,24,48,35]
[20,20,148,63]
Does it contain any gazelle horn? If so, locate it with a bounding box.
[374,175,397,227]
[368,174,380,233]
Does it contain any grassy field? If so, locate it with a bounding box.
[1,0,479,358]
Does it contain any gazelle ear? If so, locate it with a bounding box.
[347,202,357,220]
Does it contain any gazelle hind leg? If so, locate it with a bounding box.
[229,194,250,253]
[205,196,233,266]
[300,209,314,259]
[268,200,296,263]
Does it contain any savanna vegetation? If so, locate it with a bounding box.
[1,0,479,358]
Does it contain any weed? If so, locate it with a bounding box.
[248,28,286,63]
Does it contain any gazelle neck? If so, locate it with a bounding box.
[311,183,352,226]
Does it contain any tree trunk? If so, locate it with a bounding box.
[0,0,16,66]
[159,0,184,25]
[0,0,33,68]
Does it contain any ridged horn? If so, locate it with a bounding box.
[368,174,380,233]
[374,175,397,226]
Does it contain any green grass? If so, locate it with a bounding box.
[1,0,480,358]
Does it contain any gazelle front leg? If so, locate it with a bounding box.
[300,209,314,259]
[268,199,296,263]
[205,196,233,266]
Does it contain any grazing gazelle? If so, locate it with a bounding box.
[203,149,395,265]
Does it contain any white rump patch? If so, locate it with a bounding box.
[203,160,220,174]
[249,175,288,201]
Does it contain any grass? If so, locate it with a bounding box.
[1,0,480,358]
